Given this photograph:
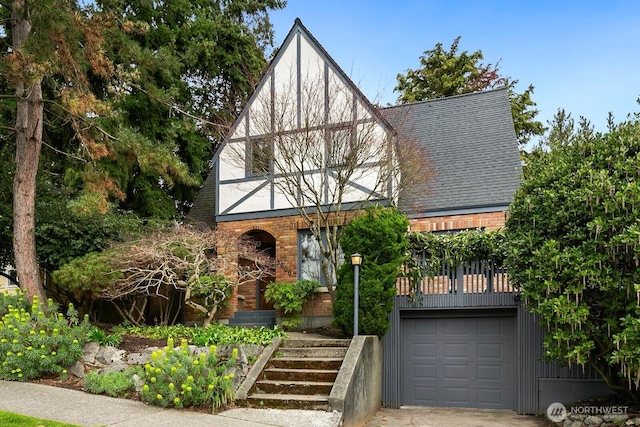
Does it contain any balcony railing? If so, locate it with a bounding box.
[396,258,517,308]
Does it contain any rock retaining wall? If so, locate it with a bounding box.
[69,341,264,391]
[556,413,640,426]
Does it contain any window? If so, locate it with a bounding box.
[298,230,344,286]
[248,139,271,176]
[1,268,18,290]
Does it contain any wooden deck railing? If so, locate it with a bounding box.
[396,259,517,308]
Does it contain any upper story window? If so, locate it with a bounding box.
[247,139,272,177]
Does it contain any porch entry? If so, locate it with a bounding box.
[239,230,275,311]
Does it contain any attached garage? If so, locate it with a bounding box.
[400,310,516,410]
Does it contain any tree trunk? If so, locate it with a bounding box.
[11,0,46,301]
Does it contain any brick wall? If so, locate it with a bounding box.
[214,215,301,320]
[408,211,507,232]
[204,210,507,322]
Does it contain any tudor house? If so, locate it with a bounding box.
[189,18,521,323]
[189,19,610,413]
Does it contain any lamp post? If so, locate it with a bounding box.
[351,253,362,336]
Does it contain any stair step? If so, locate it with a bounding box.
[227,322,275,329]
[270,357,344,370]
[227,311,276,328]
[246,393,330,410]
[278,347,348,358]
[263,368,339,382]
[256,379,334,395]
[232,310,276,318]
[282,339,351,348]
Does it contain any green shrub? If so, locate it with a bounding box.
[0,290,30,318]
[0,296,90,381]
[83,368,138,397]
[140,338,236,411]
[265,280,318,329]
[334,206,409,337]
[86,327,122,347]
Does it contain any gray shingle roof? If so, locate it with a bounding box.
[381,88,522,217]
[186,161,217,226]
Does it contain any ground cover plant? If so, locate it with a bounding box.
[0,410,81,427]
[113,323,285,346]
[82,368,139,397]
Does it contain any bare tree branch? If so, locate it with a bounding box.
[94,225,274,326]
[223,69,429,300]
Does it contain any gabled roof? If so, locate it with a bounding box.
[211,17,394,161]
[382,88,522,217]
[188,20,522,226]
[188,19,394,225]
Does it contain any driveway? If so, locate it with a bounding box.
[364,406,545,427]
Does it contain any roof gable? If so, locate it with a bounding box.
[188,19,396,224]
[216,18,392,157]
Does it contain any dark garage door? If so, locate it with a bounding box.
[401,313,515,409]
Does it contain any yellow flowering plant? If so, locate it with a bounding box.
[0,294,90,381]
[140,338,237,411]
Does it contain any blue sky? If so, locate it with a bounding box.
[269,1,640,139]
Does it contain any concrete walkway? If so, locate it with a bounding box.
[0,381,342,427]
[365,406,545,427]
[0,379,549,426]
[0,380,548,427]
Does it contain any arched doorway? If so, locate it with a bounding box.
[239,230,276,311]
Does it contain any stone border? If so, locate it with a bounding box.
[235,337,283,400]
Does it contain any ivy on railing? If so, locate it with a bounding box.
[403,229,507,302]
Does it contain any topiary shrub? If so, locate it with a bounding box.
[333,206,409,337]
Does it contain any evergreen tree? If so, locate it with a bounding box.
[334,207,408,337]
[395,36,545,146]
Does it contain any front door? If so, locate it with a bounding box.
[243,230,276,311]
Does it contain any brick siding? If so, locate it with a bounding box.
[408,211,506,232]
[197,210,507,323]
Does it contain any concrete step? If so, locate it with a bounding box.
[245,393,330,411]
[270,357,344,370]
[263,367,339,382]
[231,310,276,319]
[226,321,275,328]
[255,379,334,395]
[278,346,348,358]
[227,310,276,328]
[282,339,351,348]
[242,336,351,412]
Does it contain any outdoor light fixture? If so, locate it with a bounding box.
[350,253,362,266]
[351,253,362,336]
